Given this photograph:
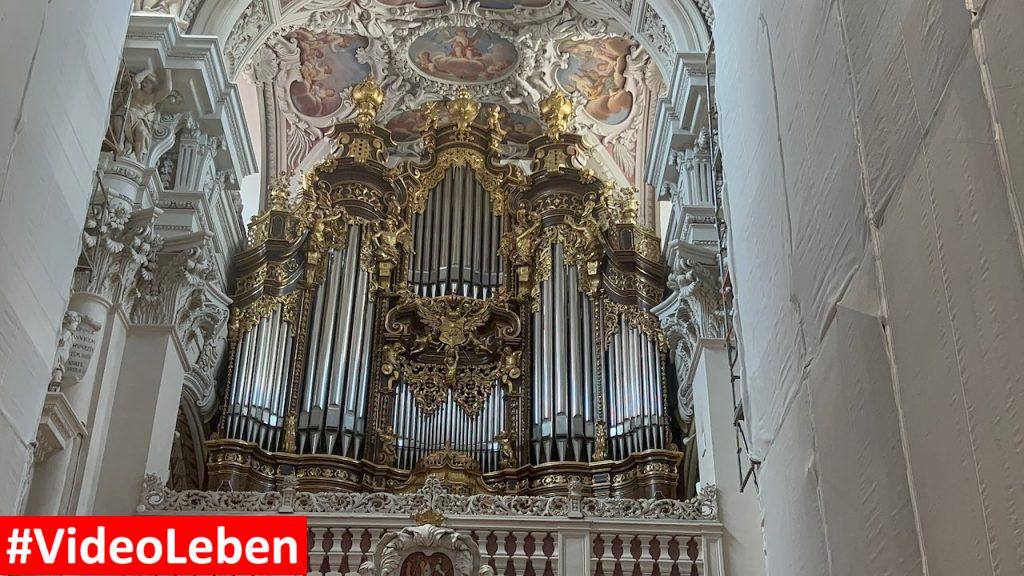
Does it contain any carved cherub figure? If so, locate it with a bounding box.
[495,430,517,469]
[377,426,397,467]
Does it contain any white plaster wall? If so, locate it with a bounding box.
[0,0,131,513]
[712,0,1024,573]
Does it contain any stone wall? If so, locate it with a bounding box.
[0,0,131,514]
[712,0,1024,574]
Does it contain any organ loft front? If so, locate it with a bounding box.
[211,79,686,499]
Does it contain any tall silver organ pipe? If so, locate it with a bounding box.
[225,305,294,451]
[532,244,598,463]
[298,227,375,457]
[394,166,506,471]
[604,318,665,460]
[408,166,503,298]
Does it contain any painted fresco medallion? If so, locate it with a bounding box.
[556,36,635,125]
[409,27,518,83]
[286,30,371,118]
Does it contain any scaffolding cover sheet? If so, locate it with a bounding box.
[714,0,1024,572]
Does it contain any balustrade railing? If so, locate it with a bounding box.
[138,475,723,576]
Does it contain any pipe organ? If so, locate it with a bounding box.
[212,80,683,498]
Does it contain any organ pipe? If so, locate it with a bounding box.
[224,306,294,452]
[298,227,375,458]
[218,85,678,496]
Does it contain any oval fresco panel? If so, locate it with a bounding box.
[556,37,635,126]
[409,27,518,83]
[286,30,371,118]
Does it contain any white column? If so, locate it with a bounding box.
[0,0,131,515]
[91,325,190,515]
[690,339,766,576]
[65,296,132,514]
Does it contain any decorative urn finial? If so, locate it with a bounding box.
[538,90,574,140]
[448,89,480,132]
[351,75,384,130]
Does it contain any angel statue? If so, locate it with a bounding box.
[107,67,173,162]
[495,430,517,469]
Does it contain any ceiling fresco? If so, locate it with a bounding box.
[409,27,518,83]
[556,37,634,125]
[286,30,370,117]
[242,0,666,202]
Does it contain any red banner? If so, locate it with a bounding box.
[0,516,308,575]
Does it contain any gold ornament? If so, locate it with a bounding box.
[351,76,384,130]
[268,172,292,210]
[603,185,639,225]
[410,509,446,526]
[593,420,608,461]
[486,105,507,151]
[447,89,480,134]
[359,199,412,292]
[495,430,517,469]
[539,90,574,140]
[377,425,397,466]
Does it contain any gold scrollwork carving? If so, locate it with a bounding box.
[228,292,300,341]
[382,294,522,417]
[397,442,494,495]
[602,184,639,225]
[505,200,608,308]
[593,420,608,461]
[393,147,522,215]
[605,270,663,303]
[602,299,668,351]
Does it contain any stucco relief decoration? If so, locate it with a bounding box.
[237,0,665,187]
